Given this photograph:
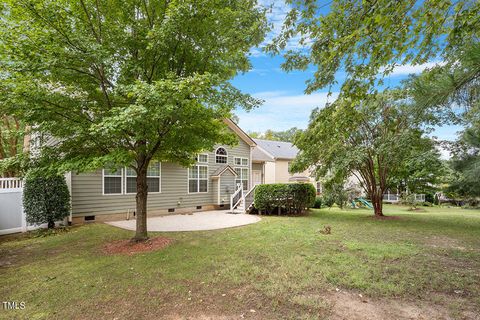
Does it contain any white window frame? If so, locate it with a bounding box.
[196,153,209,164]
[234,157,248,166]
[215,147,228,164]
[102,168,123,195]
[125,163,162,195]
[316,181,322,194]
[234,167,249,191]
[188,165,208,194]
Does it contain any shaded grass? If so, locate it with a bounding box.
[0,205,479,319]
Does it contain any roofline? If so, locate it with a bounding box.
[254,144,276,160]
[224,118,256,147]
[211,165,238,178]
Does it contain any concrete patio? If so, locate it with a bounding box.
[106,210,261,232]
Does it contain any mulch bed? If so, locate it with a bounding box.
[102,236,173,256]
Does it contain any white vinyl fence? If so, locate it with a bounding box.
[0,178,27,235]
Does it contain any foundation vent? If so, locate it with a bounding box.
[84,215,95,222]
[168,208,175,213]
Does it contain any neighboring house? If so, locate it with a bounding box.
[252,139,321,193]
[34,119,257,224]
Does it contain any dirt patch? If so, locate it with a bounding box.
[102,237,173,256]
[326,290,455,320]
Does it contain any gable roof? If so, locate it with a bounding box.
[210,165,238,178]
[252,145,275,162]
[253,139,299,160]
[224,119,256,147]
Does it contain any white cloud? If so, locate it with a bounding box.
[236,90,338,132]
[384,61,444,77]
[251,0,311,57]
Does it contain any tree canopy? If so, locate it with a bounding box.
[248,127,302,142]
[269,0,480,98]
[292,92,438,216]
[0,0,267,240]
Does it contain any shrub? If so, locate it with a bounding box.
[322,194,335,208]
[254,183,316,215]
[312,197,322,209]
[23,174,70,228]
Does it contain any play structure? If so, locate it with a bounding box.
[351,197,373,209]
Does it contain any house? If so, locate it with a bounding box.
[251,138,321,194]
[58,119,256,224]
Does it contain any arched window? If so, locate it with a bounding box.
[215,147,228,164]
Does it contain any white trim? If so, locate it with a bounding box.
[217,178,221,205]
[197,153,209,164]
[215,146,228,164]
[124,162,162,195]
[187,164,209,194]
[234,167,249,191]
[102,168,123,195]
[234,156,248,166]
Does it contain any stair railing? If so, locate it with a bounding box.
[230,184,243,210]
[243,185,256,213]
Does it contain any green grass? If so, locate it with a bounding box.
[1,205,479,319]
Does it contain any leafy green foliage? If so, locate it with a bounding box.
[291,92,435,216]
[248,127,302,142]
[322,182,349,209]
[0,115,27,177]
[388,138,446,194]
[254,183,315,214]
[0,0,267,239]
[269,0,480,99]
[312,197,322,209]
[23,175,71,228]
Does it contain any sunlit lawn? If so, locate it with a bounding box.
[1,205,479,319]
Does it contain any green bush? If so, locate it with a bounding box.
[322,194,335,208]
[23,174,71,228]
[312,197,322,208]
[254,183,316,215]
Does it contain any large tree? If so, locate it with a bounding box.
[0,115,28,177]
[388,138,446,195]
[0,0,267,241]
[269,0,479,99]
[291,92,433,217]
[410,43,480,200]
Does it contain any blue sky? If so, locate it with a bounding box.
[231,1,462,152]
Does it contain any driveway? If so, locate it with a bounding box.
[106,210,261,232]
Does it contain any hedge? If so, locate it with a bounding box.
[23,174,71,228]
[254,183,316,215]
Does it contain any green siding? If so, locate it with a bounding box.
[71,136,251,216]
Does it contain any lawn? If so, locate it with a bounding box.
[1,205,479,320]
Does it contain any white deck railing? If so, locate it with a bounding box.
[230,184,243,210]
[0,178,24,190]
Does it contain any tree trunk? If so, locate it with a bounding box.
[371,191,384,217]
[47,220,55,229]
[133,166,149,241]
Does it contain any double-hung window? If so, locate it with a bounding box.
[125,162,161,194]
[234,167,249,191]
[103,163,161,195]
[103,168,123,195]
[188,165,208,193]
